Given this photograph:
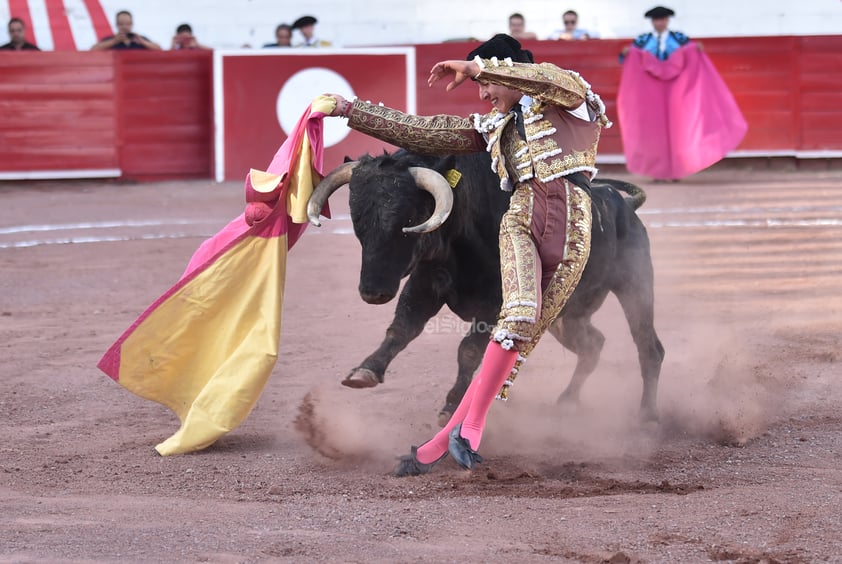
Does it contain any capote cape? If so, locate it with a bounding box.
[618,42,748,180]
[97,96,333,455]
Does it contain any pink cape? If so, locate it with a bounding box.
[617,42,748,180]
[96,99,331,455]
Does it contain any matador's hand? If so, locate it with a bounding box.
[323,94,350,117]
[428,60,480,92]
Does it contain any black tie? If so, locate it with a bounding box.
[512,106,527,140]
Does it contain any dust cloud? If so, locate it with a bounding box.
[293,286,828,469]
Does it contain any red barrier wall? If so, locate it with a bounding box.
[415,36,841,157]
[1,36,840,181]
[0,50,213,181]
[117,50,213,180]
[799,35,842,152]
[0,52,119,177]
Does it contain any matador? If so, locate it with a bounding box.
[325,33,611,476]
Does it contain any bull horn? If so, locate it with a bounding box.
[307,161,358,226]
[403,167,454,234]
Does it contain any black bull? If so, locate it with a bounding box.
[307,150,665,424]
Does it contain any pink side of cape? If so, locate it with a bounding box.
[182,106,327,274]
[97,106,327,381]
[617,42,748,180]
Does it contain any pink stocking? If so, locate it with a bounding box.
[414,375,479,464]
[458,342,518,450]
[415,341,517,463]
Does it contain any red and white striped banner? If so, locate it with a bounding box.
[3,0,111,51]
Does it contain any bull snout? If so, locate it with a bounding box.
[359,290,396,305]
[357,247,407,305]
[358,275,399,304]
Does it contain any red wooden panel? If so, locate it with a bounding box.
[0,52,118,174]
[0,128,115,147]
[722,73,796,92]
[801,131,842,150]
[799,75,842,90]
[416,41,485,117]
[741,129,795,151]
[0,36,840,180]
[800,53,842,74]
[735,92,797,111]
[0,65,114,84]
[122,124,210,144]
[119,142,211,176]
[801,114,842,129]
[119,80,209,102]
[416,37,806,157]
[0,140,118,168]
[739,108,797,124]
[706,55,795,74]
[0,83,114,102]
[796,36,842,150]
[2,110,114,130]
[1,98,113,115]
[119,54,211,75]
[799,36,842,73]
[121,97,212,126]
[802,92,842,107]
[0,51,113,67]
[3,153,118,172]
[115,50,213,179]
[597,137,623,155]
[702,36,796,51]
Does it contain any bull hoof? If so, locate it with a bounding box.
[341,368,380,389]
[638,408,660,425]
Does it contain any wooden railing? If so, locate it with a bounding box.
[1,36,840,181]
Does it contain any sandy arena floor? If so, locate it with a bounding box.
[1,167,841,563]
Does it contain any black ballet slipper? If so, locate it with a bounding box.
[447,424,484,470]
[394,446,447,477]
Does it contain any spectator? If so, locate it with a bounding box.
[548,10,595,41]
[170,23,210,50]
[507,13,537,41]
[91,10,161,50]
[292,15,331,47]
[619,6,687,62]
[263,23,292,48]
[1,17,40,50]
[617,6,747,181]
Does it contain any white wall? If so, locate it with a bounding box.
[2,0,840,51]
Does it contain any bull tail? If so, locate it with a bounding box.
[592,178,647,210]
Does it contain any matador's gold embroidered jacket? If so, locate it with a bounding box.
[345,56,612,191]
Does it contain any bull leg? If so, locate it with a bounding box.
[345,274,445,388]
[554,315,606,409]
[438,328,489,426]
[614,279,665,423]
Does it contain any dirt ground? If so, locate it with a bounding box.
[1,166,841,563]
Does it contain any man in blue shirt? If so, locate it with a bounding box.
[617,6,747,181]
[620,6,688,62]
